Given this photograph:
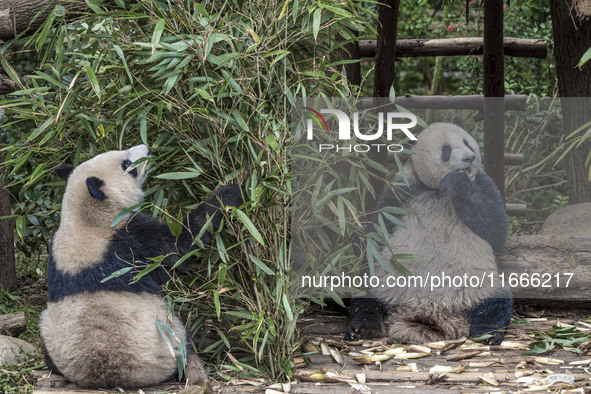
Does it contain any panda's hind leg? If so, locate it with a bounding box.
[184,351,210,387]
[387,309,469,344]
[345,298,388,340]
[42,340,63,376]
[468,291,513,345]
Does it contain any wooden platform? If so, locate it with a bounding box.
[32,312,591,393]
[292,314,591,392]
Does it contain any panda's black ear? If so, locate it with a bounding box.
[452,114,465,130]
[54,165,75,181]
[86,176,107,201]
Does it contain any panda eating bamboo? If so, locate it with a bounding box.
[346,122,512,345]
[40,145,243,388]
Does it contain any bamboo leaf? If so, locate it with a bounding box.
[282,293,294,320]
[170,249,199,270]
[165,209,183,237]
[139,114,148,145]
[113,45,133,83]
[312,8,322,40]
[27,116,54,142]
[133,258,163,282]
[151,19,166,53]
[111,203,147,227]
[579,46,591,68]
[156,171,202,180]
[15,216,25,241]
[337,196,346,236]
[101,267,133,283]
[235,209,265,245]
[213,289,221,318]
[248,254,275,275]
[84,66,101,98]
[278,0,290,20]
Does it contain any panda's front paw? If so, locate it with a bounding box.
[439,170,470,192]
[473,329,505,345]
[345,318,385,341]
[484,330,505,345]
[211,184,244,208]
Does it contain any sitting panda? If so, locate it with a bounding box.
[40,144,243,388]
[345,122,512,345]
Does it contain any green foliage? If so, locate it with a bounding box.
[0,290,21,314]
[1,0,375,382]
[393,0,555,96]
[0,288,46,393]
[504,97,567,235]
[525,324,590,355]
[0,360,41,394]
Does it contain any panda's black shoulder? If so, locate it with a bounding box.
[46,216,173,303]
[47,249,167,303]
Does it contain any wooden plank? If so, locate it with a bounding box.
[294,318,591,392]
[359,37,548,58]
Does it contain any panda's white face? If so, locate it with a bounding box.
[58,145,151,228]
[410,123,481,189]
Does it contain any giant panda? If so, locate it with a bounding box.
[345,122,512,345]
[40,144,243,388]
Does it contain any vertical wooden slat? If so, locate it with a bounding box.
[344,40,361,87]
[483,0,506,199]
[373,0,400,97]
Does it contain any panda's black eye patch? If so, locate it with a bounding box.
[122,159,138,178]
[122,160,132,171]
[463,139,475,153]
[441,144,452,162]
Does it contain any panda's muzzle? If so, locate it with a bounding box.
[463,153,476,165]
[459,154,477,179]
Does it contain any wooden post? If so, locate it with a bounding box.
[373,0,400,97]
[0,152,16,291]
[0,40,16,291]
[483,0,506,199]
[550,0,591,204]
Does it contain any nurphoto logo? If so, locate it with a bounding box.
[304,106,418,153]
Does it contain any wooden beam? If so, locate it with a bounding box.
[506,203,527,216]
[0,312,26,337]
[382,94,525,110]
[504,153,524,166]
[0,1,86,40]
[373,0,400,97]
[483,0,506,199]
[497,235,591,299]
[359,37,547,58]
